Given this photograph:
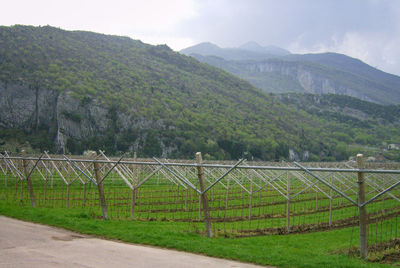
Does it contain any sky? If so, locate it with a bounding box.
[1,0,400,76]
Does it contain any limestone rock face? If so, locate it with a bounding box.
[241,61,374,102]
[0,82,167,154]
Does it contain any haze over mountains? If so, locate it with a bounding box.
[0,25,399,161]
[181,42,400,105]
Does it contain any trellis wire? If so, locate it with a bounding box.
[0,151,400,257]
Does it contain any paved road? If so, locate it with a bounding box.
[0,216,269,268]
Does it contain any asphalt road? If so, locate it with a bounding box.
[0,216,269,268]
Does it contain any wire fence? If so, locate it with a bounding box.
[0,151,399,258]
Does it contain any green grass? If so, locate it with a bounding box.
[0,200,393,268]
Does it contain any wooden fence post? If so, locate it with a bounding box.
[131,152,138,220]
[329,187,333,227]
[93,154,108,220]
[248,181,253,220]
[286,171,290,233]
[196,152,213,238]
[82,183,87,207]
[131,189,137,220]
[22,151,36,207]
[357,154,368,259]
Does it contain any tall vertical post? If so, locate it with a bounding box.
[93,155,108,220]
[357,154,368,259]
[82,183,87,207]
[196,152,213,238]
[248,181,253,220]
[22,151,36,207]
[131,189,137,220]
[131,152,138,220]
[329,177,333,227]
[286,171,290,233]
[66,184,70,208]
[133,152,137,179]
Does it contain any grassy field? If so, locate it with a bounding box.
[1,170,397,237]
[0,200,395,268]
[1,160,400,267]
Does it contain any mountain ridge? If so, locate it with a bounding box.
[180,42,400,105]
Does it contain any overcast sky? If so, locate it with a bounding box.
[2,0,400,75]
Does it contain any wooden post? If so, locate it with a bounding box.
[66,184,70,208]
[22,151,36,207]
[14,174,18,196]
[225,177,230,210]
[286,171,290,233]
[44,178,47,202]
[196,152,213,238]
[329,197,333,227]
[357,154,368,259]
[131,188,137,220]
[19,174,23,203]
[249,181,253,220]
[133,152,137,180]
[185,188,189,211]
[93,156,108,220]
[131,152,138,220]
[82,183,87,207]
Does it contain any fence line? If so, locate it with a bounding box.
[1,151,400,258]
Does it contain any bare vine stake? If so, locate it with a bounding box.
[22,151,36,207]
[83,183,87,207]
[329,179,333,227]
[44,177,47,201]
[66,184,70,208]
[286,171,290,233]
[196,152,213,238]
[185,188,188,212]
[225,177,230,210]
[131,152,137,220]
[19,171,23,203]
[249,181,253,220]
[93,155,108,220]
[14,172,18,196]
[357,154,368,259]
[131,189,137,220]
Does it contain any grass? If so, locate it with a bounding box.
[1,165,399,267]
[2,173,396,237]
[0,200,393,268]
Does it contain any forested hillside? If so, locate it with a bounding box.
[0,25,399,161]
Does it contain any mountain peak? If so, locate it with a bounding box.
[180,42,221,56]
[239,42,290,56]
[239,41,264,52]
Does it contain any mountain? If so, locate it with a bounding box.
[180,42,288,61]
[239,41,290,56]
[0,25,399,161]
[180,43,400,105]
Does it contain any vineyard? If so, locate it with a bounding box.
[1,151,400,259]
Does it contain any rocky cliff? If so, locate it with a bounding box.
[239,60,376,102]
[0,81,170,155]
